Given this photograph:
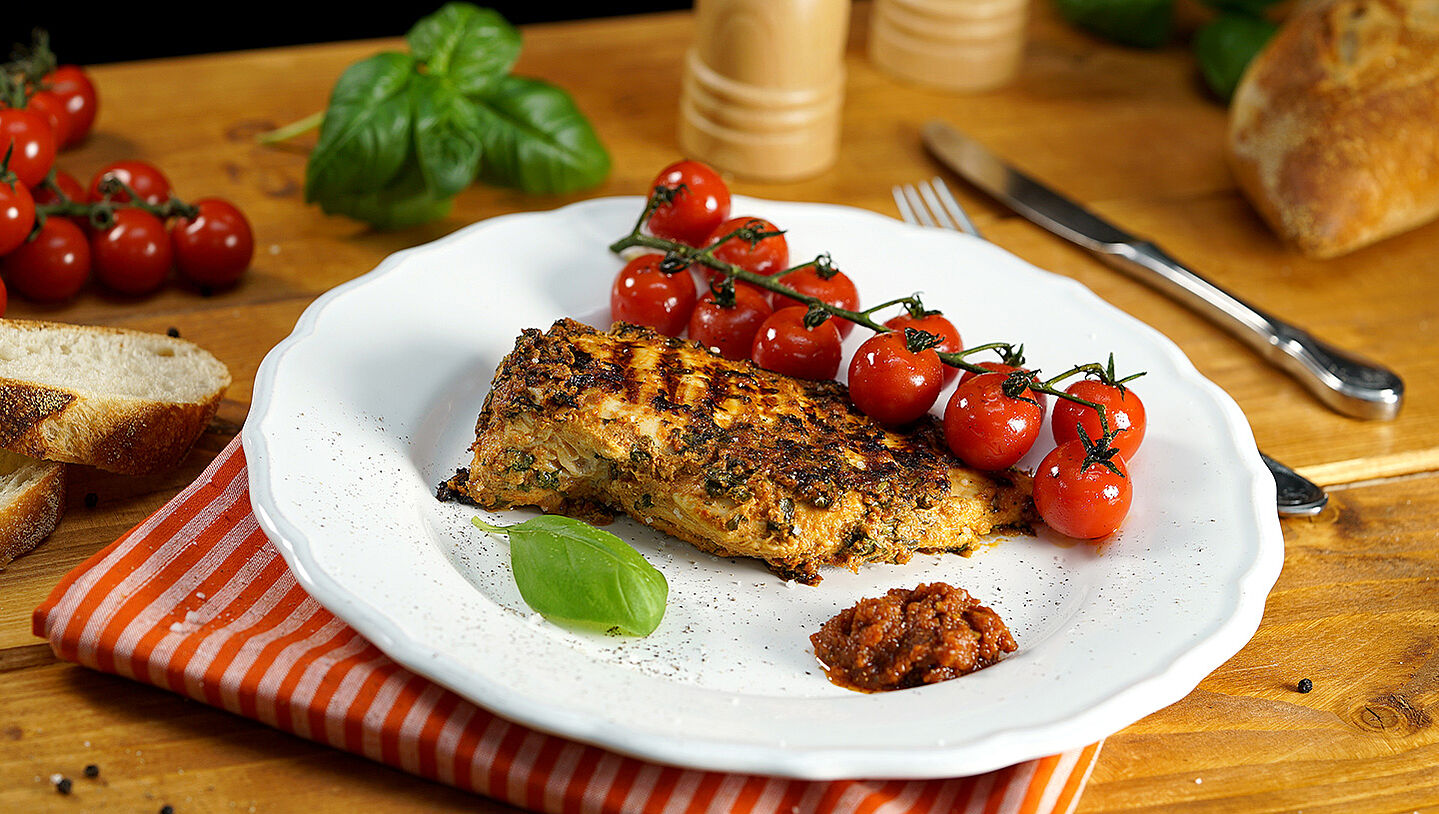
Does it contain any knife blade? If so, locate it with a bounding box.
[921,119,1404,422]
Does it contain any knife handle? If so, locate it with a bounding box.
[1107,240,1404,420]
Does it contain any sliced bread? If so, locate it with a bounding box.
[0,449,65,568]
[0,319,232,475]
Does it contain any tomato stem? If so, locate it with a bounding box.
[610,190,1129,424]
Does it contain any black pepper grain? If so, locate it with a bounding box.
[1297,678,1313,693]
[160,805,175,814]
[84,492,99,509]
[83,764,99,778]
[56,777,73,794]
[167,327,181,338]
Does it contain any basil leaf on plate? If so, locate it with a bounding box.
[472,515,668,636]
[471,75,611,194]
[305,52,416,203]
[406,2,522,96]
[411,73,485,198]
[1194,14,1278,103]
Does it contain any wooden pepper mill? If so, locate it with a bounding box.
[678,0,850,182]
[869,0,1029,92]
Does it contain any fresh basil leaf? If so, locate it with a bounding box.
[471,75,611,194]
[1051,0,1174,48]
[473,515,668,636]
[1198,0,1281,17]
[305,52,416,203]
[412,74,484,198]
[407,2,522,95]
[1194,14,1277,102]
[315,156,454,230]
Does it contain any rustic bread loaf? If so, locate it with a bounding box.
[0,450,65,568]
[0,319,231,475]
[1226,0,1439,258]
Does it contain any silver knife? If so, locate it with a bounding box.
[921,120,1403,422]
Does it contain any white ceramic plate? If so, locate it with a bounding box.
[244,196,1283,779]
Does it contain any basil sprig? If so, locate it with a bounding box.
[303,3,610,229]
[471,515,668,636]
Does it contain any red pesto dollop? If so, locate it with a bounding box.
[810,582,1017,692]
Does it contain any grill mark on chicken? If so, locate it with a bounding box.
[441,319,1034,584]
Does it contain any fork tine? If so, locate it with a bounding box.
[891,185,920,226]
[895,184,939,228]
[928,176,984,239]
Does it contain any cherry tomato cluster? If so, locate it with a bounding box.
[611,159,1150,540]
[613,160,862,380]
[0,41,253,312]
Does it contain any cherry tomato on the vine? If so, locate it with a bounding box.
[943,371,1044,470]
[610,253,697,337]
[1052,379,1147,462]
[645,160,730,247]
[704,217,788,283]
[751,306,843,381]
[688,282,772,360]
[0,108,57,189]
[0,181,37,256]
[1033,440,1132,539]
[170,198,255,289]
[959,360,1048,410]
[30,168,85,207]
[43,66,98,148]
[885,310,963,384]
[847,330,944,426]
[91,208,172,295]
[1,216,90,302]
[23,91,74,150]
[770,264,859,337]
[88,160,171,205]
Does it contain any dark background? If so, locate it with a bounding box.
[2,3,691,66]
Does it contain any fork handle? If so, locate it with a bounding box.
[1106,240,1403,420]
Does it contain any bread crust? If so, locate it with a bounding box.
[0,458,65,569]
[0,319,231,475]
[1227,0,1439,258]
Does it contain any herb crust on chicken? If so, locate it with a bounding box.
[440,319,1033,584]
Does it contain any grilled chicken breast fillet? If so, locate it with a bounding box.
[440,319,1032,584]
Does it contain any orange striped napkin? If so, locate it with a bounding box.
[34,437,1102,814]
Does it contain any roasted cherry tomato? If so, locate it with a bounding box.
[91,208,172,295]
[751,306,843,380]
[0,180,37,256]
[645,160,730,247]
[959,360,1047,411]
[1,216,90,302]
[170,198,255,289]
[943,370,1044,470]
[0,108,57,189]
[884,310,962,384]
[23,91,74,150]
[1052,379,1147,462]
[770,263,859,337]
[43,66,98,148]
[704,217,788,283]
[688,282,772,360]
[610,253,697,336]
[1033,439,1132,539]
[847,330,945,426]
[0,276,6,316]
[88,160,171,205]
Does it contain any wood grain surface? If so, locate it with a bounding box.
[2,2,1437,812]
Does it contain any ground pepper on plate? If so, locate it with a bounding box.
[810,582,1016,692]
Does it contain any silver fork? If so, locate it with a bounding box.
[892,177,1328,517]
